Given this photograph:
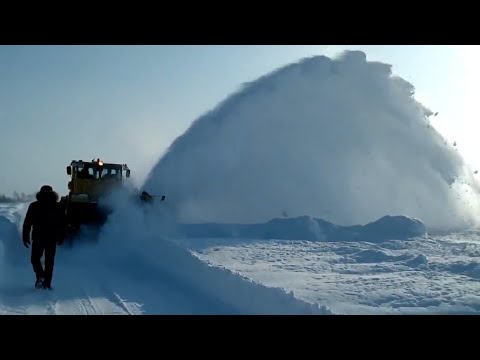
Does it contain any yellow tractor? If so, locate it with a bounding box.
[60,158,166,243]
[60,158,132,240]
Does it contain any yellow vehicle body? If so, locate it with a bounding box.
[69,177,123,202]
[61,158,131,239]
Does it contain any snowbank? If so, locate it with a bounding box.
[1,196,331,314]
[357,215,427,242]
[0,215,24,266]
[85,200,332,314]
[0,216,20,283]
[0,203,24,226]
[143,50,480,231]
[0,202,31,267]
[179,215,427,242]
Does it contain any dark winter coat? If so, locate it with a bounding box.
[22,189,65,244]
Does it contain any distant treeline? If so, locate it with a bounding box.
[0,191,35,203]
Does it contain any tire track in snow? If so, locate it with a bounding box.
[100,286,142,315]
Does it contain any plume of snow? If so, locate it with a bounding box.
[144,50,480,231]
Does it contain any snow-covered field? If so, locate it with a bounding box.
[181,234,480,314]
[2,202,480,314]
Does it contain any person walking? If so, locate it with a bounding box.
[22,185,65,289]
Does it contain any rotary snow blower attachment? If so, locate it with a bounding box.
[140,191,166,203]
[60,158,165,244]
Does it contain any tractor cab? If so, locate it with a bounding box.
[66,158,130,202]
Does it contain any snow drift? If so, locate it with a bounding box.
[179,215,427,242]
[0,214,23,265]
[85,199,331,314]
[0,215,20,284]
[0,204,35,267]
[0,198,331,314]
[143,50,480,231]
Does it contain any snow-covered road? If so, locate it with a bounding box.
[0,204,329,315]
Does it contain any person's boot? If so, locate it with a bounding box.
[42,283,52,290]
[42,277,52,290]
[35,275,44,289]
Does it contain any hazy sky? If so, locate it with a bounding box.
[0,45,476,196]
